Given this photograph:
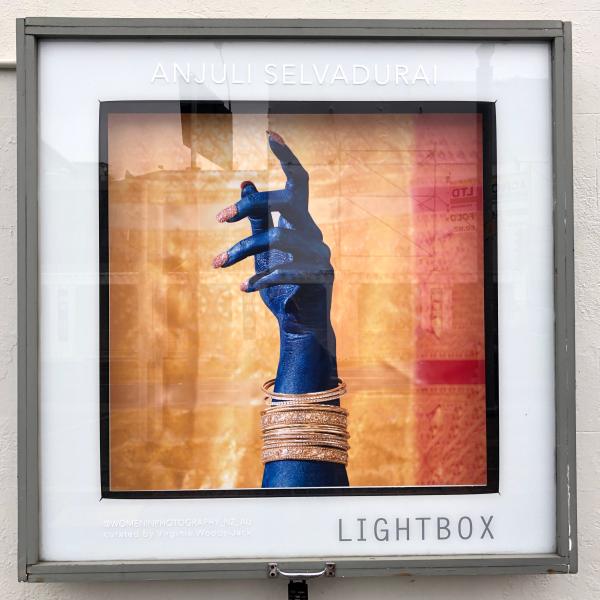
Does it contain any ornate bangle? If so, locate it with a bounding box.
[262,411,348,430]
[261,445,348,465]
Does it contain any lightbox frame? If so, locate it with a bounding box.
[16,18,576,581]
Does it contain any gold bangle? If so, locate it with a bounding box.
[262,426,350,438]
[262,415,347,427]
[262,412,348,429]
[261,446,348,465]
[263,437,350,448]
[262,403,347,414]
[265,397,343,407]
[262,378,346,398]
[262,378,346,403]
[263,437,349,449]
[263,431,350,442]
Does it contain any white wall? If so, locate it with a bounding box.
[0,2,598,598]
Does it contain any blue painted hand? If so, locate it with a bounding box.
[214,130,348,488]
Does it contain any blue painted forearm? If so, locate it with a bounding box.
[262,327,349,488]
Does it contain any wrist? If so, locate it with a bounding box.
[275,328,338,394]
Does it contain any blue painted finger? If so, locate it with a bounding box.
[266,130,309,190]
[238,182,274,272]
[238,181,273,236]
[216,186,289,224]
[212,228,330,269]
[241,263,334,292]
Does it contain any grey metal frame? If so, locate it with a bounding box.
[16,18,576,582]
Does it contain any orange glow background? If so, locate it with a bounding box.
[107,110,487,490]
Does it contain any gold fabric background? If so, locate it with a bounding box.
[107,110,487,490]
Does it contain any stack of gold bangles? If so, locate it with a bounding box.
[260,378,349,465]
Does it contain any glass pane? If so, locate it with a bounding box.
[101,101,498,494]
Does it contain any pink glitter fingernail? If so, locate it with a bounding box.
[267,129,286,146]
[216,205,238,223]
[212,252,228,269]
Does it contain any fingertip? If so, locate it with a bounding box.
[240,280,250,292]
[216,205,238,223]
[212,252,228,269]
[266,129,286,146]
[240,180,257,198]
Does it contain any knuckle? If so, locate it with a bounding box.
[296,167,309,183]
[238,238,250,254]
[291,166,308,182]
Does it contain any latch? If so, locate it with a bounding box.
[267,561,336,599]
